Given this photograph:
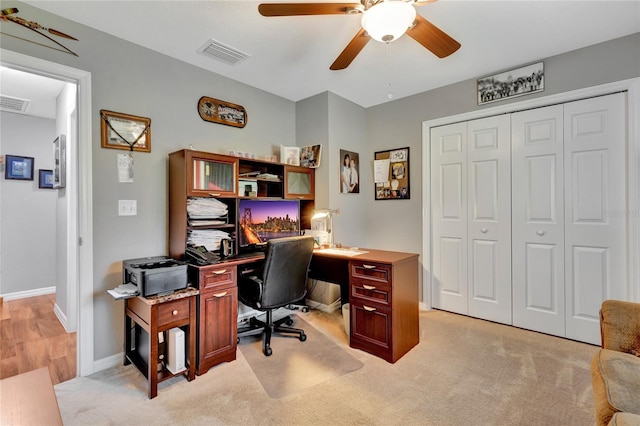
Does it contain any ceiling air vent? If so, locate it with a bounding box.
[197,39,251,65]
[0,95,30,113]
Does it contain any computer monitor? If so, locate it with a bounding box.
[237,199,300,250]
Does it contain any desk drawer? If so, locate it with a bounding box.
[157,298,190,327]
[200,266,236,291]
[350,261,392,285]
[351,282,391,307]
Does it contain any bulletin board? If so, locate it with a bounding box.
[374,147,410,200]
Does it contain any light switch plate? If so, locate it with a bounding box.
[118,200,137,216]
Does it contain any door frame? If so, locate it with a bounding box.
[422,78,640,310]
[1,49,95,376]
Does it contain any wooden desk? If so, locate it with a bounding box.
[310,248,420,363]
[124,287,198,399]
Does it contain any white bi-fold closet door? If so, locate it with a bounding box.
[430,115,512,325]
[431,92,627,344]
[512,93,627,344]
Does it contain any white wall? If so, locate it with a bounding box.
[0,112,57,295]
[54,82,77,330]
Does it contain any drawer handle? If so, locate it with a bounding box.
[213,291,227,298]
[481,227,488,233]
[362,284,376,290]
[362,264,376,270]
[536,230,546,236]
[363,305,376,312]
[208,193,221,197]
[213,269,227,275]
[172,309,178,316]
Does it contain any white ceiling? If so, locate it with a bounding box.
[9,0,640,109]
[0,67,66,119]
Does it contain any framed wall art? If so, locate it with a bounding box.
[339,149,359,194]
[197,96,247,128]
[100,110,151,152]
[477,61,544,105]
[374,147,409,200]
[53,135,66,188]
[39,169,54,188]
[4,155,34,181]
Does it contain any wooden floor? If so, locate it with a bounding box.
[0,294,76,385]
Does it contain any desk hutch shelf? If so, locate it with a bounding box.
[168,149,315,375]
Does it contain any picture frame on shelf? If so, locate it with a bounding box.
[38,169,54,188]
[4,155,34,181]
[300,144,322,168]
[100,109,151,152]
[280,145,300,166]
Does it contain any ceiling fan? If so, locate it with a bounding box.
[258,0,461,70]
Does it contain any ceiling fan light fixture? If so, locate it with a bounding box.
[361,0,416,43]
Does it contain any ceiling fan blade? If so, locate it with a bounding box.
[330,28,370,70]
[258,3,361,16]
[406,14,460,58]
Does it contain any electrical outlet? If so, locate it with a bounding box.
[118,200,137,216]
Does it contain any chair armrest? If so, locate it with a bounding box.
[600,299,640,352]
[238,275,263,307]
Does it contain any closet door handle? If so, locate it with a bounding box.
[480,228,488,233]
[536,230,545,236]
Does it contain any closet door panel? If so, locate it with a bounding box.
[467,116,511,324]
[564,93,627,344]
[512,105,565,336]
[431,123,468,314]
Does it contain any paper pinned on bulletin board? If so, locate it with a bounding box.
[117,153,134,183]
[374,147,410,200]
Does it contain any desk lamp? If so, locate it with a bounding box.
[311,208,339,248]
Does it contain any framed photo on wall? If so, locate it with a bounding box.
[100,109,151,152]
[53,135,66,189]
[39,169,54,188]
[339,149,359,194]
[4,155,34,180]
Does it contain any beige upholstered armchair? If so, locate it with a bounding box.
[591,300,640,426]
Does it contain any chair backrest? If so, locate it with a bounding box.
[259,235,314,309]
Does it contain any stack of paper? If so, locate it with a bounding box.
[187,197,228,225]
[188,229,230,251]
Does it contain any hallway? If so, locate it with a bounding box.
[0,294,76,385]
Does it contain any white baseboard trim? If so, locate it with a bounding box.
[1,286,55,301]
[93,353,123,373]
[53,303,72,333]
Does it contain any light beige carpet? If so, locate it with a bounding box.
[54,309,598,425]
[238,314,364,398]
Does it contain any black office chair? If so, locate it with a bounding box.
[237,235,314,356]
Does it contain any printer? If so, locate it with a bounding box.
[123,256,188,297]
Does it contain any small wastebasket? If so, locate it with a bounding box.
[342,303,350,337]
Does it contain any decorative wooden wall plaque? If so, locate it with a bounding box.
[197,96,247,128]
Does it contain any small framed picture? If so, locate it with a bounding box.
[100,109,151,152]
[4,155,34,180]
[280,145,300,166]
[38,169,54,189]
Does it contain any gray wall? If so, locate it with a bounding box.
[0,112,57,294]
[3,1,297,361]
[2,0,638,366]
[363,33,640,300]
